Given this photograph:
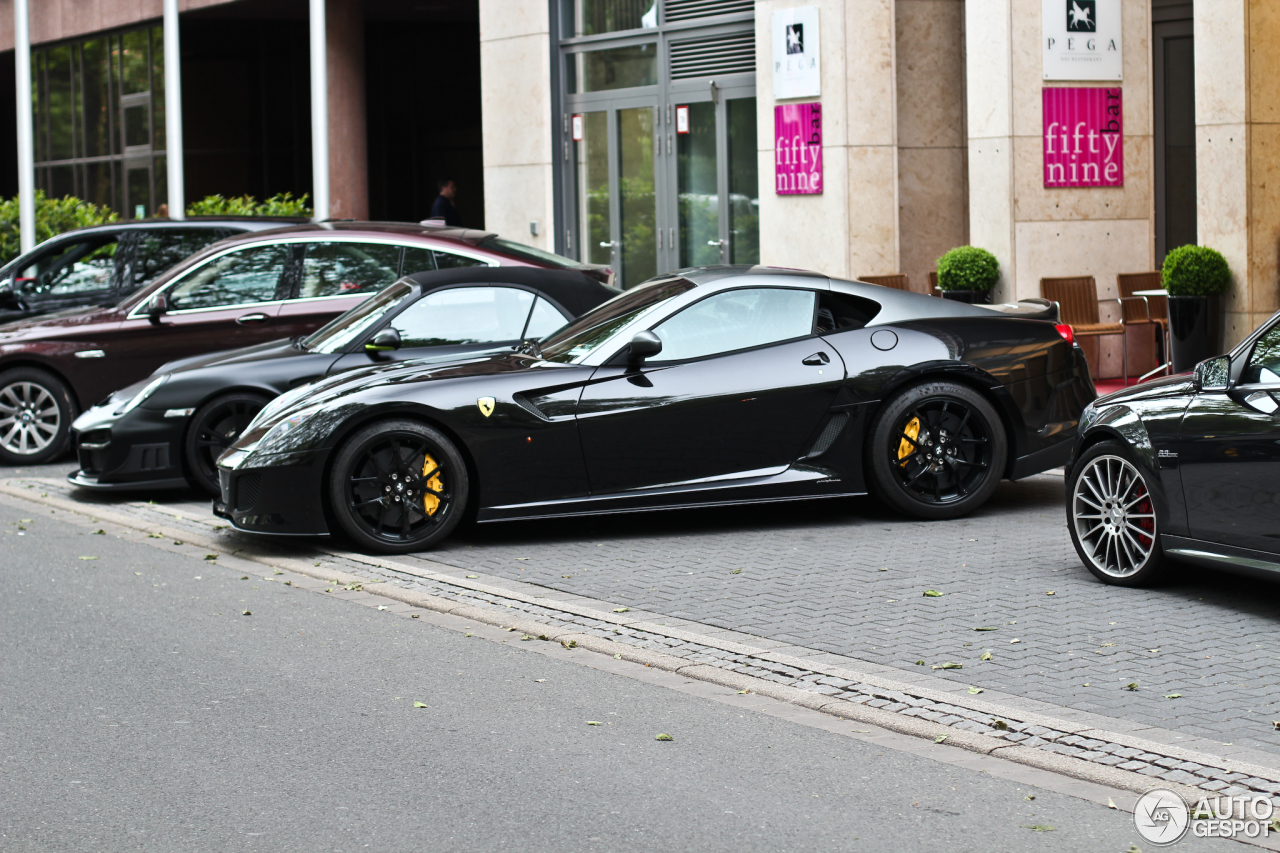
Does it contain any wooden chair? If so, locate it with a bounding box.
[927,271,942,297]
[1117,272,1168,375]
[859,274,911,292]
[1040,276,1129,383]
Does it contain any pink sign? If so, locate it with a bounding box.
[775,102,822,195]
[1043,87,1123,187]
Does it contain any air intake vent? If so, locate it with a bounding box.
[235,473,262,513]
[664,0,754,22]
[805,412,850,459]
[669,31,755,80]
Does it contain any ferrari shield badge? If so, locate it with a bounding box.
[477,396,496,417]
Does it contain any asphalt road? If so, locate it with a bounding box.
[0,496,1245,852]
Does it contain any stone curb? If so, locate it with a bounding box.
[0,480,1271,805]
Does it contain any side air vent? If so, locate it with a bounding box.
[669,31,755,79]
[664,0,754,22]
[804,412,850,459]
[235,473,262,513]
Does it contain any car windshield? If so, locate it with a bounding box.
[477,236,583,270]
[303,280,414,353]
[539,276,695,364]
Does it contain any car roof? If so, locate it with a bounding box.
[402,267,618,318]
[208,220,499,247]
[45,217,308,239]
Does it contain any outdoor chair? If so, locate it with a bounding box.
[1117,272,1168,357]
[927,272,942,297]
[859,274,911,292]
[1040,276,1129,383]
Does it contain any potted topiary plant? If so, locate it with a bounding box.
[1162,245,1232,372]
[936,246,999,304]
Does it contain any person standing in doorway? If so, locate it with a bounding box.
[430,178,461,226]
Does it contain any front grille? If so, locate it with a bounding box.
[669,31,756,79]
[805,412,850,459]
[235,473,262,513]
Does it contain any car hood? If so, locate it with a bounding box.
[1093,374,1196,407]
[158,337,303,374]
[0,303,119,340]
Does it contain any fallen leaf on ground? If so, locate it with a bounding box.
[19,519,31,523]
[1107,797,1117,809]
[878,567,888,572]
[561,575,572,578]
[968,687,984,694]
[613,653,622,659]
[93,529,104,535]
[1100,642,1116,647]
[736,690,750,694]
[377,605,388,611]
[147,532,163,538]
[1045,591,1056,596]
[655,733,674,741]
[1025,795,1035,801]
[730,568,742,574]
[173,540,183,545]
[931,662,963,670]
[1147,649,1160,653]
[534,679,546,682]
[561,639,577,649]
[411,614,419,618]
[923,590,943,597]
[1164,693,1182,699]
[934,735,948,743]
[465,574,479,579]
[413,701,428,708]
[980,651,993,661]
[272,569,282,575]
[992,720,1009,731]
[1023,825,1054,832]
[915,660,925,665]
[1125,682,1139,691]
[465,632,473,637]
[973,626,998,631]
[241,610,251,616]
[612,607,629,613]
[1009,638,1021,644]
[78,556,98,560]
[240,576,248,580]
[586,721,603,726]
[204,554,217,561]
[521,634,534,641]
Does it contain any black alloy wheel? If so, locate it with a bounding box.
[185,393,269,496]
[329,419,469,554]
[866,380,1007,519]
[1066,440,1168,586]
[0,367,76,465]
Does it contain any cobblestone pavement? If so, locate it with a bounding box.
[16,462,1280,758]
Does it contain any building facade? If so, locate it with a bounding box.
[0,0,1275,373]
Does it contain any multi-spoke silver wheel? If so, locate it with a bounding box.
[1071,454,1158,579]
[0,380,61,456]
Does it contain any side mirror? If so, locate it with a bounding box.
[0,279,13,297]
[628,330,663,364]
[365,327,402,353]
[1192,355,1230,391]
[147,294,168,324]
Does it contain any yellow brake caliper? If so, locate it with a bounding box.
[422,453,444,515]
[898,417,920,467]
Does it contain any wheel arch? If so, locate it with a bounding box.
[0,356,81,413]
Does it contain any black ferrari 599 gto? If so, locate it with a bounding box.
[215,266,1096,553]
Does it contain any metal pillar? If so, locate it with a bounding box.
[309,0,330,221]
[14,0,35,253]
[163,0,185,220]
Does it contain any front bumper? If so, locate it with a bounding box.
[216,447,331,536]
[69,404,188,489]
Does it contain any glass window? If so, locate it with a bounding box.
[565,0,657,37]
[652,288,816,361]
[571,44,658,93]
[433,250,490,270]
[541,276,694,363]
[391,286,535,348]
[573,111,611,265]
[299,242,403,299]
[123,229,231,293]
[166,244,291,311]
[727,97,760,265]
[18,237,118,298]
[526,297,570,339]
[120,30,150,95]
[401,246,437,276]
[1243,325,1280,385]
[304,281,415,354]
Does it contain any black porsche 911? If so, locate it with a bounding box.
[67,267,617,495]
[212,266,1095,553]
[1066,309,1280,586]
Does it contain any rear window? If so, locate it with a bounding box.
[476,236,580,270]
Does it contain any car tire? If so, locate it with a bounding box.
[0,367,76,465]
[1067,440,1168,586]
[865,380,1007,520]
[184,392,271,496]
[329,419,469,554]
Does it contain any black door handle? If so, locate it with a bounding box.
[802,352,830,366]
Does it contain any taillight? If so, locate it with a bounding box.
[1055,324,1075,345]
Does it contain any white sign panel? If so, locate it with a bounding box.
[772,6,820,100]
[1043,0,1122,81]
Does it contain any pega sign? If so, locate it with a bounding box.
[1043,87,1123,187]
[775,102,822,195]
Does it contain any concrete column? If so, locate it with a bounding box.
[14,0,34,253]
[1195,0,1280,348]
[756,0,900,280]
[478,1,553,248]
[964,0,1155,378]
[326,0,368,221]
[163,0,185,220]
[309,0,330,221]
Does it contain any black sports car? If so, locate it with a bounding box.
[1066,309,1280,586]
[213,266,1095,553]
[67,267,617,495]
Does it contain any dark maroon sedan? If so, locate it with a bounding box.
[0,222,606,464]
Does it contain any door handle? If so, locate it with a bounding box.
[236,313,269,325]
[706,240,724,246]
[802,352,830,366]
[599,241,616,248]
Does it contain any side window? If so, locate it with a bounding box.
[123,230,230,293]
[19,237,118,298]
[433,249,490,270]
[401,247,436,276]
[651,287,817,361]
[298,242,403,299]
[166,244,292,311]
[391,286,535,348]
[1243,325,1280,385]
[525,297,569,339]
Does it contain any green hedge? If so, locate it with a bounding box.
[936,245,1000,292]
[1162,245,1232,296]
[0,191,118,266]
[186,192,312,218]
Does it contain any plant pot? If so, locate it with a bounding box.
[939,289,992,305]
[1168,294,1220,373]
